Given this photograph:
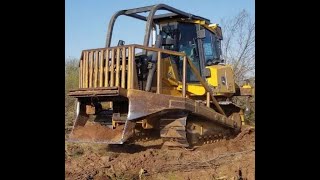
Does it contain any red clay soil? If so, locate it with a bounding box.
[65,125,255,180]
[69,123,124,142]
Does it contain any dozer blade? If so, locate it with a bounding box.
[67,102,135,144]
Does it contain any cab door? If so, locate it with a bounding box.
[177,23,202,82]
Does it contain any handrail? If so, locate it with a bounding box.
[80,44,185,58]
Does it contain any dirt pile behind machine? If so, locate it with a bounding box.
[67,4,253,148]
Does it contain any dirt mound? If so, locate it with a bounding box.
[69,123,124,142]
[66,126,255,180]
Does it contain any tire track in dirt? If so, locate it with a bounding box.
[65,125,255,180]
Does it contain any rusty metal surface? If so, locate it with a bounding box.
[68,97,135,144]
[160,116,189,147]
[77,44,187,93]
[70,87,119,91]
[156,51,162,94]
[79,47,130,89]
[126,89,240,130]
[73,103,89,127]
[68,89,119,97]
[69,87,240,130]
[67,87,241,145]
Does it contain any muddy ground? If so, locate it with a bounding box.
[69,123,124,142]
[65,125,255,180]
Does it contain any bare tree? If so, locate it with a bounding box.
[220,11,255,124]
[221,10,255,84]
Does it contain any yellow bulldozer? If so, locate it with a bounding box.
[67,4,254,148]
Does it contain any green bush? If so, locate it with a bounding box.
[65,58,79,135]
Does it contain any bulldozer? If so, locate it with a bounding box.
[67,4,254,148]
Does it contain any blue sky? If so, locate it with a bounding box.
[65,0,255,59]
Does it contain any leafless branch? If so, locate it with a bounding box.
[221,10,255,83]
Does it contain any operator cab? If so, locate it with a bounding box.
[159,21,223,82]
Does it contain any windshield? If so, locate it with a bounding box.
[203,29,219,65]
[203,28,220,65]
[177,23,201,82]
[160,22,222,82]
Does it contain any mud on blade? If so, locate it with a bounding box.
[67,102,135,144]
